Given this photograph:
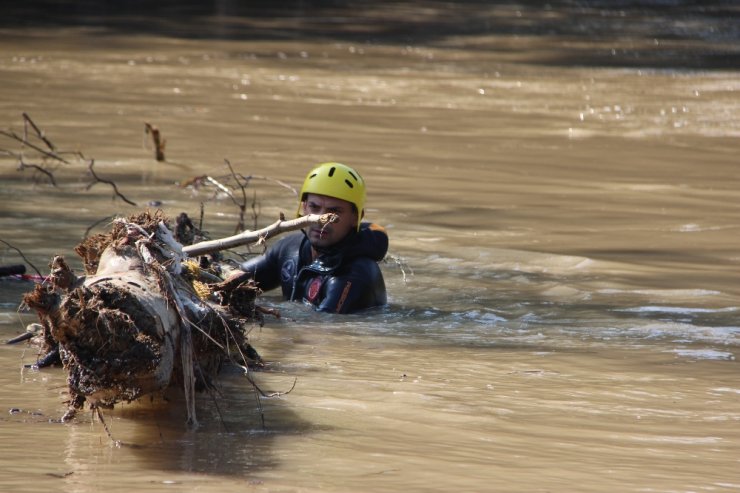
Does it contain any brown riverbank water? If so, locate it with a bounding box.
[1,2,739,492]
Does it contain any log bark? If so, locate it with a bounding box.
[23,211,265,424]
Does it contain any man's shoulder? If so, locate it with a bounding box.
[347,222,388,261]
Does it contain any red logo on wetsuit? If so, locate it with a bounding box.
[306,276,323,303]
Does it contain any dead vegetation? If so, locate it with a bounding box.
[2,114,335,426]
[15,210,334,425]
[0,113,136,204]
[22,210,268,425]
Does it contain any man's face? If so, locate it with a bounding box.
[301,193,358,249]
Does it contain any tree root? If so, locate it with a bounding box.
[23,210,271,424]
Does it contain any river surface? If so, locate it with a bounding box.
[1,2,739,492]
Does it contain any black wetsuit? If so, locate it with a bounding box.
[240,222,388,314]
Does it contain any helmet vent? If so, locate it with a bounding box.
[344,179,354,188]
[328,167,336,177]
[348,171,358,181]
[309,173,317,179]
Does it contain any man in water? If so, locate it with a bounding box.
[240,162,388,313]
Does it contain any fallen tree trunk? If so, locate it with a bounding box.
[23,211,267,425]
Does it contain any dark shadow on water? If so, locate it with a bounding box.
[3,0,738,70]
[114,364,321,476]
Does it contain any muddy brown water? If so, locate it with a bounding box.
[1,2,739,492]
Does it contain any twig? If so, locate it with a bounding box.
[83,215,116,239]
[250,190,260,231]
[3,146,59,185]
[94,407,121,447]
[224,159,248,233]
[0,130,70,164]
[207,176,230,195]
[236,173,297,196]
[0,238,44,278]
[85,159,137,206]
[179,173,297,197]
[17,160,57,186]
[1,115,102,192]
[178,169,263,234]
[200,366,229,433]
[182,213,337,257]
[22,112,56,151]
[259,377,297,398]
[218,314,296,431]
[215,314,266,427]
[144,123,166,161]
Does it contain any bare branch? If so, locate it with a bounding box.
[83,215,116,239]
[85,159,137,206]
[179,173,297,197]
[0,129,70,164]
[236,173,297,196]
[22,112,56,151]
[205,175,234,199]
[250,189,260,231]
[183,213,337,257]
[224,158,249,233]
[0,238,44,278]
[17,160,58,186]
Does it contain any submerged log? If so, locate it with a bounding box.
[23,211,264,425]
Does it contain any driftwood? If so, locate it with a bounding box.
[20,208,335,424]
[144,123,166,161]
[22,211,270,425]
[182,212,337,257]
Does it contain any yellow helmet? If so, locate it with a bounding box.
[297,162,366,230]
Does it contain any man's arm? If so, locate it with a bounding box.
[239,241,286,292]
